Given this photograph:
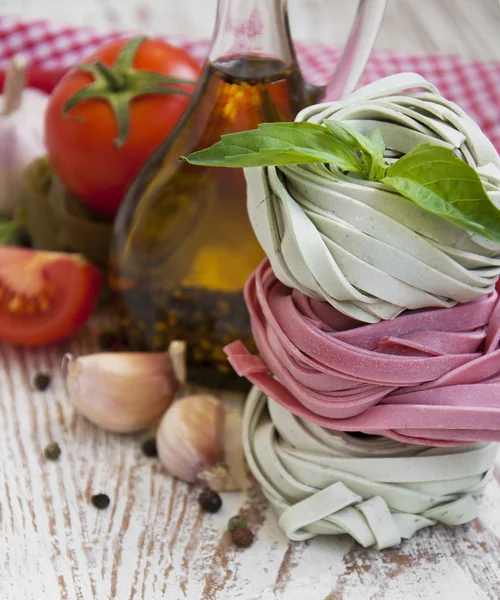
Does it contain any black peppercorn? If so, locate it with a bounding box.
[34,373,51,392]
[141,438,158,458]
[231,527,254,548]
[198,489,222,513]
[227,515,248,532]
[91,494,110,510]
[43,442,61,461]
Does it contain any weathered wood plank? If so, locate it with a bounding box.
[0,316,499,599]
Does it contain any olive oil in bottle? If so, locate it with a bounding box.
[109,1,324,389]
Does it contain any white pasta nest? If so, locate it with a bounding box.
[243,387,497,549]
[245,72,500,323]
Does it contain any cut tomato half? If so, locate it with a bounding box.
[0,247,102,346]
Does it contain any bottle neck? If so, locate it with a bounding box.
[208,0,294,66]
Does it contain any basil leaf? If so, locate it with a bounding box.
[381,143,500,242]
[324,121,386,180]
[0,219,19,245]
[368,129,387,180]
[182,122,365,174]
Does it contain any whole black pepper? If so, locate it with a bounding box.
[198,489,222,513]
[231,527,254,548]
[141,438,158,458]
[43,441,61,461]
[91,493,110,510]
[227,515,248,532]
[34,373,51,392]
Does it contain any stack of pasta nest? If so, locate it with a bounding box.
[224,73,500,549]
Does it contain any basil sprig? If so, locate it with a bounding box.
[183,121,500,243]
[184,122,366,175]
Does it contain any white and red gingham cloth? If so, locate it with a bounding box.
[0,15,499,150]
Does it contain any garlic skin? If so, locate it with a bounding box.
[64,343,185,433]
[0,56,47,217]
[157,395,224,483]
[157,394,247,491]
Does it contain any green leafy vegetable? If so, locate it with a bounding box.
[182,122,366,174]
[0,219,19,245]
[324,120,386,180]
[381,144,500,242]
[183,121,500,243]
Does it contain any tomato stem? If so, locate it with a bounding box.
[62,36,197,148]
[93,60,125,92]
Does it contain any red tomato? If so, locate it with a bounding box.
[45,37,201,219]
[0,247,102,346]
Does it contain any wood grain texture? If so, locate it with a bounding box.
[0,322,499,600]
[1,1,500,598]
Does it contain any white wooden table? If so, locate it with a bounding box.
[2,323,500,600]
[1,1,500,599]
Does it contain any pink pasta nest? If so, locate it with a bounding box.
[226,260,500,446]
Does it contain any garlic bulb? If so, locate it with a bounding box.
[157,394,247,491]
[0,56,48,217]
[64,341,186,433]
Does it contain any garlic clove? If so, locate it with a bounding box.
[167,340,187,386]
[0,55,48,218]
[156,394,247,491]
[157,395,224,483]
[3,55,27,115]
[64,341,185,433]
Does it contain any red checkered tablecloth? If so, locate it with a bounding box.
[0,15,499,150]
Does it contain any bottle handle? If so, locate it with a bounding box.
[325,0,387,100]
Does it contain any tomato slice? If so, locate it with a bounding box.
[0,247,102,346]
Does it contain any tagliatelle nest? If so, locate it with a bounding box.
[245,72,500,323]
[242,387,497,549]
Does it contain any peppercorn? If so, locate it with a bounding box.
[34,373,51,391]
[227,515,248,532]
[198,489,222,513]
[43,441,61,461]
[231,527,254,548]
[91,494,110,510]
[141,438,158,458]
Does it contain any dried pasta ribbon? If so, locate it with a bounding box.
[245,73,500,323]
[225,260,500,446]
[241,387,497,548]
